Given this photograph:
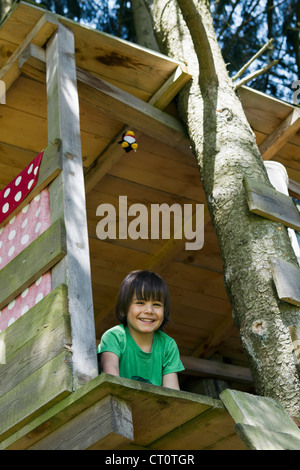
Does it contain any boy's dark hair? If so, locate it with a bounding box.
[116,270,170,330]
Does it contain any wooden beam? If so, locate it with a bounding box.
[259,108,300,160]
[181,356,253,384]
[46,23,98,389]
[243,176,300,231]
[0,12,57,92]
[29,395,134,450]
[0,219,66,311]
[289,179,300,199]
[270,257,300,306]
[76,66,191,155]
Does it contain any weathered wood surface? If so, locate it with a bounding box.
[220,389,300,450]
[0,139,62,228]
[243,176,300,231]
[0,374,245,450]
[0,219,66,309]
[29,395,134,450]
[0,219,66,310]
[0,284,71,398]
[270,257,300,306]
[0,284,72,442]
[46,23,98,388]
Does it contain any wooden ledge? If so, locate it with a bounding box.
[0,374,245,450]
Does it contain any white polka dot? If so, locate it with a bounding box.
[21,288,29,298]
[28,164,33,174]
[28,180,34,190]
[8,246,15,256]
[34,194,41,202]
[35,222,42,233]
[21,235,29,245]
[21,305,29,315]
[35,207,41,218]
[14,191,22,202]
[0,241,2,249]
[8,299,15,310]
[9,216,15,225]
[8,317,15,327]
[8,230,16,240]
[22,204,29,214]
[35,276,42,286]
[4,188,10,198]
[35,293,43,304]
[34,166,39,175]
[2,203,9,214]
[22,218,28,229]
[15,176,22,186]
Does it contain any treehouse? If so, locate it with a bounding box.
[1,0,300,451]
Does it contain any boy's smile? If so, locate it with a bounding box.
[127,296,164,338]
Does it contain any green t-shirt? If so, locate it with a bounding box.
[97,324,185,386]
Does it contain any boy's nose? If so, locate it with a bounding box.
[144,302,154,313]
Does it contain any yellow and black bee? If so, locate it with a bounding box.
[118,130,138,153]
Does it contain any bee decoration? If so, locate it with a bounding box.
[118,130,138,153]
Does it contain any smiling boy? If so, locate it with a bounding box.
[97,270,184,389]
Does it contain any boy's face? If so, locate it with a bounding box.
[126,295,164,337]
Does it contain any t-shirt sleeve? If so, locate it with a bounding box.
[162,338,185,376]
[97,327,124,358]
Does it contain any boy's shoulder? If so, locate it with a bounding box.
[155,329,177,346]
[102,324,126,338]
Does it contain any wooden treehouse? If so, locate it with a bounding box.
[0,1,300,451]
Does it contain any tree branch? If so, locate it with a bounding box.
[232,38,274,81]
[176,0,218,86]
[234,59,279,89]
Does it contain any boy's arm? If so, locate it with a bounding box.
[100,351,120,376]
[162,372,180,390]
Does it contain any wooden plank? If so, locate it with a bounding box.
[29,395,133,450]
[289,325,300,364]
[270,257,300,306]
[0,286,70,398]
[259,108,300,160]
[0,351,72,442]
[181,356,253,384]
[243,176,300,231]
[0,219,66,310]
[46,24,98,388]
[0,283,68,362]
[234,423,300,450]
[0,139,62,228]
[220,389,300,435]
[0,12,57,92]
[0,374,219,450]
[76,67,191,155]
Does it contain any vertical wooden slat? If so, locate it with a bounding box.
[46,23,98,389]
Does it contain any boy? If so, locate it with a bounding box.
[98,270,184,389]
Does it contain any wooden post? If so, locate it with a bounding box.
[46,23,98,389]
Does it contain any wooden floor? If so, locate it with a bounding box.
[0,374,247,450]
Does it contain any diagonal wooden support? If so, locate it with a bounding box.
[0,12,57,92]
[259,108,300,160]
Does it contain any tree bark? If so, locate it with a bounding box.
[144,0,300,419]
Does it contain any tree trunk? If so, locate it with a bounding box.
[144,0,300,419]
